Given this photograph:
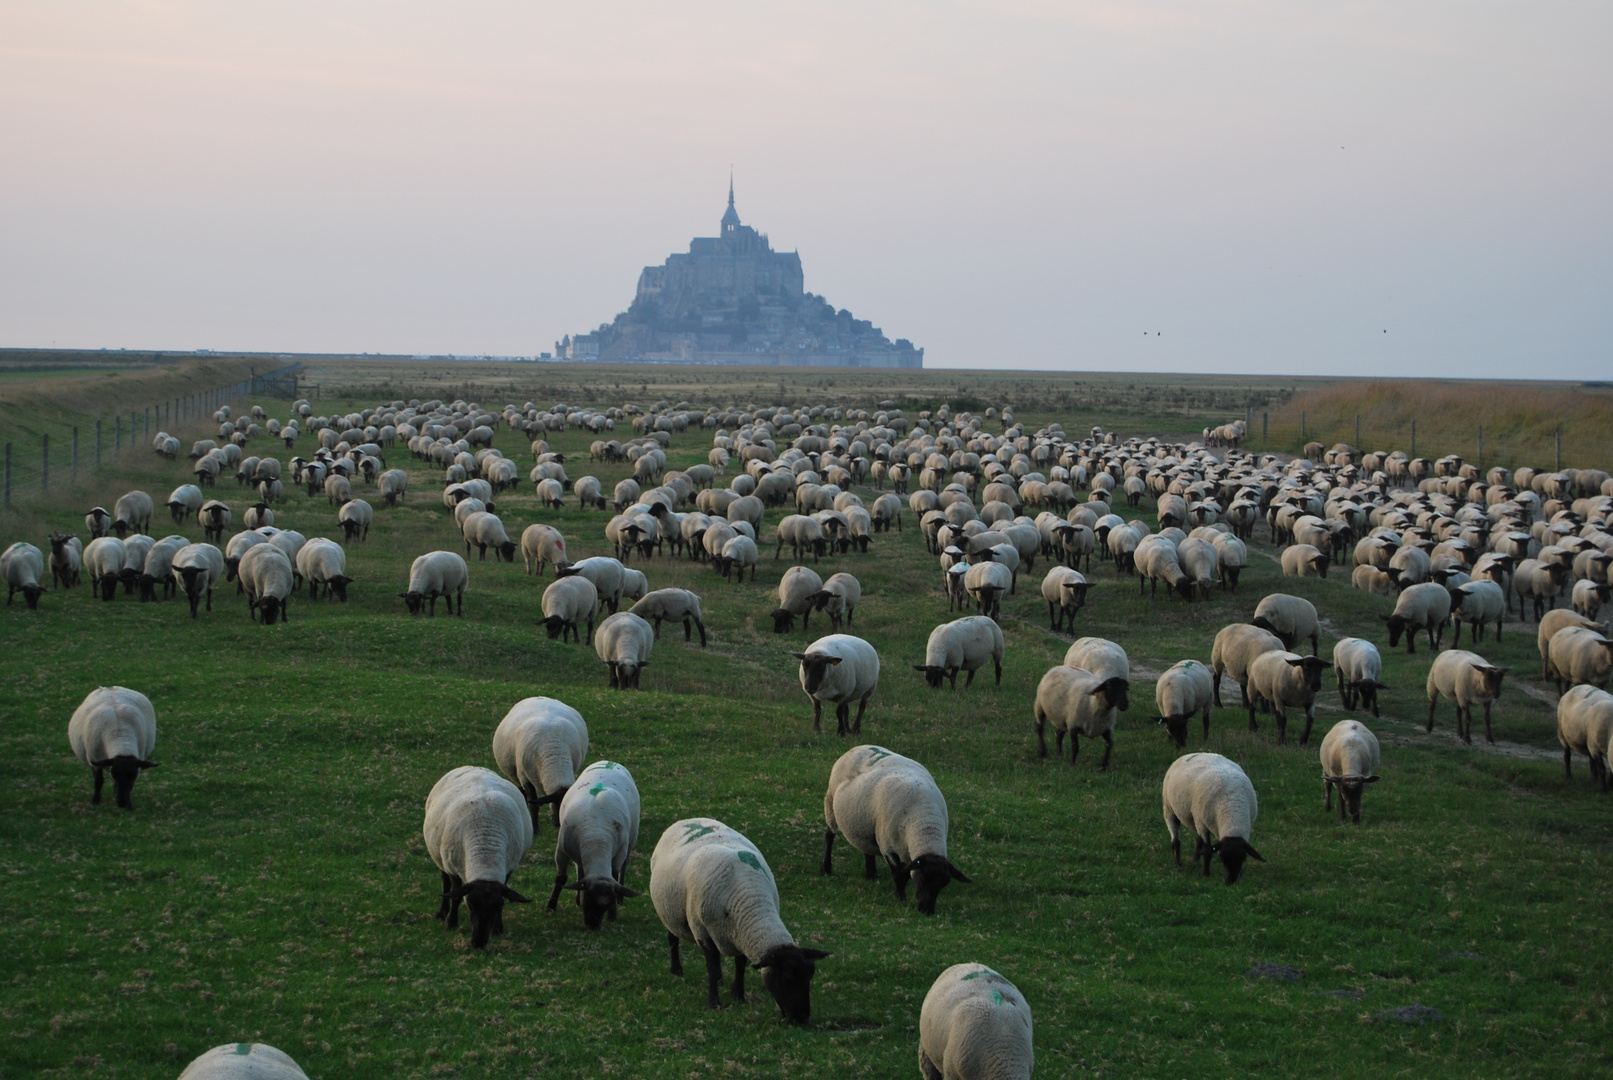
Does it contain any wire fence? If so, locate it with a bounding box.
[0,363,302,516]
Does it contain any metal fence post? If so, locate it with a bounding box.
[96,420,102,466]
[1556,429,1562,471]
[41,434,48,493]
[1262,412,1268,440]
[73,427,79,474]
[3,443,10,508]
[1301,411,1307,440]
[1478,425,1483,467]
[116,415,122,451]
[1355,414,1360,448]
[1411,419,1417,457]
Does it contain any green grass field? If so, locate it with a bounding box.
[1,381,1609,1079]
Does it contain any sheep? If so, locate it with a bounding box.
[963,559,1012,621]
[241,500,275,530]
[534,477,566,508]
[594,611,655,689]
[1161,752,1265,884]
[118,534,155,595]
[1063,636,1130,682]
[1154,659,1215,747]
[519,523,569,578]
[649,817,829,1020]
[422,766,535,948]
[47,533,81,589]
[872,492,903,533]
[1034,664,1130,768]
[918,963,1035,1080]
[267,528,305,573]
[1387,543,1429,587]
[176,1043,309,1080]
[1382,581,1452,654]
[295,537,353,601]
[1319,720,1381,823]
[170,542,224,617]
[772,565,824,633]
[324,472,352,506]
[400,550,469,616]
[1040,566,1089,632]
[137,535,188,601]
[166,483,204,523]
[2,542,46,609]
[541,575,598,645]
[378,467,409,505]
[810,572,861,633]
[112,490,153,537]
[85,506,112,538]
[238,543,294,624]
[1177,536,1218,599]
[492,696,589,830]
[337,498,373,542]
[199,499,232,542]
[1281,543,1331,578]
[1557,685,1613,790]
[1245,650,1331,745]
[1134,535,1195,600]
[1573,579,1612,620]
[1352,564,1395,596]
[1537,610,1605,679]
[67,685,159,809]
[1426,649,1507,744]
[775,514,827,561]
[462,510,517,562]
[83,536,126,601]
[222,529,264,583]
[545,760,642,928]
[1512,557,1570,621]
[1251,593,1320,656]
[571,474,607,510]
[820,744,971,913]
[557,555,625,613]
[795,633,881,735]
[716,534,759,582]
[620,566,649,605]
[630,588,707,646]
[914,616,1004,690]
[1547,626,1613,692]
[1446,578,1506,647]
[1332,636,1388,717]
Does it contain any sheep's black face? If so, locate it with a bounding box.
[1213,836,1265,885]
[401,592,424,615]
[914,664,946,689]
[453,880,532,948]
[98,574,119,601]
[1383,616,1406,647]
[542,615,568,639]
[259,598,285,625]
[1158,715,1189,748]
[1336,776,1379,822]
[758,945,828,1024]
[1100,677,1131,712]
[94,754,157,810]
[1289,657,1330,692]
[499,542,517,562]
[909,855,970,915]
[19,584,44,610]
[793,654,839,694]
[770,609,796,634]
[575,877,641,930]
[1174,579,1196,602]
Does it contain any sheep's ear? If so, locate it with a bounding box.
[947,862,972,884]
[1363,775,1382,784]
[1285,657,1306,667]
[563,881,585,891]
[138,760,159,769]
[91,758,115,769]
[614,885,643,899]
[825,656,843,666]
[799,948,831,961]
[913,664,930,673]
[1245,844,1267,863]
[397,592,410,599]
[1377,614,1392,622]
[500,885,533,903]
[789,652,809,660]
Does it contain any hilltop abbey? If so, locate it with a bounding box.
[558,182,922,368]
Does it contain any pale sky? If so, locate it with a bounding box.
[1,2,1608,376]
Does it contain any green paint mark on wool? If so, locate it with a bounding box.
[736,851,762,870]
[681,823,717,844]
[961,970,984,981]
[589,783,605,796]
[234,1044,252,1056]
[991,990,1005,1006]
[866,746,894,761]
[595,761,620,769]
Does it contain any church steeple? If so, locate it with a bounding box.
[721,172,741,233]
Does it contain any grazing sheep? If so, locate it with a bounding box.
[378,468,409,505]
[200,500,232,542]
[558,555,625,614]
[772,565,824,633]
[1352,564,1395,596]
[2,542,46,609]
[83,536,126,601]
[1034,664,1130,768]
[337,498,373,542]
[811,572,861,632]
[1214,532,1248,590]
[1512,557,1570,621]
[1280,543,1330,578]
[1245,651,1331,745]
[1547,627,1613,692]
[546,760,642,928]
[520,523,570,578]
[222,529,264,583]
[914,616,1004,690]
[118,534,155,595]
[112,490,153,537]
[1573,579,1612,620]
[47,533,81,589]
[620,567,649,604]
[422,766,535,949]
[918,964,1035,1080]
[1450,579,1507,646]
[492,696,589,830]
[1210,623,1287,710]
[1382,582,1452,654]
[872,492,903,533]
[67,686,158,809]
[963,559,1013,621]
[717,534,759,582]
[1251,593,1321,656]
[238,544,294,625]
[1161,752,1264,884]
[649,818,829,1020]
[1332,637,1388,717]
[137,535,188,601]
[1557,685,1613,789]
[541,575,599,645]
[400,550,469,616]
[166,484,204,523]
[1154,659,1215,747]
[1063,636,1130,683]
[574,475,608,509]
[795,634,881,735]
[171,543,224,617]
[1040,565,1089,632]
[1177,536,1218,599]
[177,1043,309,1080]
[594,611,655,689]
[1537,610,1605,679]
[775,515,827,561]
[1319,720,1381,823]
[462,510,517,562]
[821,745,971,913]
[1134,535,1195,600]
[1426,649,1507,744]
[295,537,353,601]
[630,588,708,646]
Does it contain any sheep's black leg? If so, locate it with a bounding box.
[92,768,104,804]
[820,829,836,876]
[1202,844,1214,877]
[1171,830,1181,866]
[1098,731,1113,770]
[1036,716,1048,757]
[887,854,908,900]
[812,699,823,734]
[668,933,683,976]
[732,956,747,1002]
[547,865,567,911]
[702,941,723,1008]
[1483,702,1494,745]
[1070,732,1080,765]
[864,852,878,880]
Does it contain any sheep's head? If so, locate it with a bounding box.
[497,541,518,563]
[91,753,158,810]
[1475,663,1508,697]
[564,876,642,930]
[756,943,829,1025]
[1092,676,1131,712]
[540,614,572,639]
[1211,836,1265,885]
[256,596,286,625]
[1061,581,1089,611]
[112,520,132,539]
[399,590,426,615]
[770,608,797,634]
[1380,613,1408,647]
[792,651,842,694]
[1324,773,1381,823]
[912,664,948,689]
[137,573,160,603]
[1156,714,1190,748]
[326,574,354,602]
[1173,577,1197,601]
[907,854,971,915]
[1285,655,1331,692]
[447,879,532,949]
[16,582,45,610]
[1311,553,1331,577]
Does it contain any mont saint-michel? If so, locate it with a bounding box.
[557,183,923,368]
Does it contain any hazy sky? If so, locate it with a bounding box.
[2,2,1608,376]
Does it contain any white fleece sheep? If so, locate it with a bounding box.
[1547,626,1613,692]
[546,760,642,928]
[337,498,373,542]
[620,567,649,604]
[294,537,353,602]
[1034,664,1131,768]
[919,964,1035,1080]
[1451,579,1507,646]
[1382,582,1452,654]
[1134,534,1194,601]
[772,565,824,633]
[171,543,224,618]
[1161,752,1265,884]
[1177,536,1218,599]
[177,1043,309,1080]
[556,555,622,611]
[1319,719,1381,823]
[237,544,294,625]
[83,536,126,601]
[963,559,1013,621]
[1537,610,1604,679]
[421,766,535,948]
[166,483,203,523]
[541,575,598,645]
[1573,579,1612,620]
[594,611,655,689]
[820,745,971,914]
[1039,565,1089,633]
[223,529,264,582]
[627,588,706,646]
[137,535,188,602]
[1154,658,1215,747]
[67,685,158,809]
[1245,650,1332,745]
[401,550,469,616]
[113,490,153,537]
[378,467,409,505]
[717,534,759,583]
[1557,685,1613,790]
[775,514,827,562]
[649,818,828,1020]
[914,616,1004,690]
[1426,649,1507,744]
[1331,636,1388,717]
[811,572,861,633]
[492,696,589,831]
[2,541,46,609]
[461,510,516,562]
[795,633,881,735]
[1063,636,1130,682]
[1251,593,1321,656]
[1281,543,1331,579]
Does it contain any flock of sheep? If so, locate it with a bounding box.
[11,394,1613,1080]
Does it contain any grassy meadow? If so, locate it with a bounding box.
[1,368,1611,1079]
